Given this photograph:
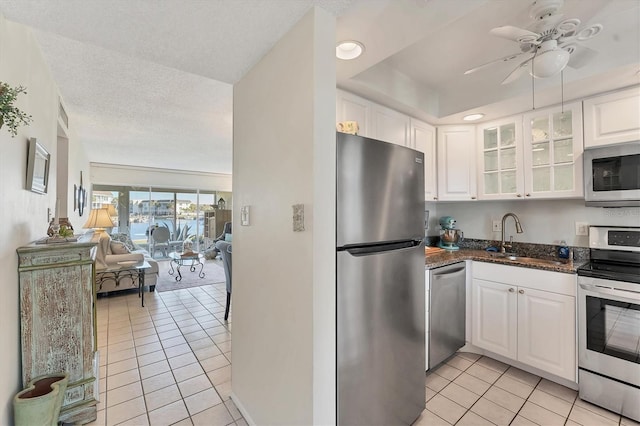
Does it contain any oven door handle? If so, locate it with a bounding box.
[579,283,640,301]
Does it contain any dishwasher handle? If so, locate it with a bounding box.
[432,266,465,279]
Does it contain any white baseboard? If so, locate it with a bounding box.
[230,392,256,426]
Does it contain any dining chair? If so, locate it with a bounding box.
[215,240,232,320]
[150,226,170,258]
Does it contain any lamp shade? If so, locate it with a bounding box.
[106,204,117,216]
[83,208,115,230]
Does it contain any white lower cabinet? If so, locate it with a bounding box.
[471,262,576,381]
[472,279,517,359]
[517,287,575,379]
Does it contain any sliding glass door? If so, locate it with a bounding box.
[93,185,222,253]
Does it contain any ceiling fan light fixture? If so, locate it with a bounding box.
[463,113,484,121]
[531,44,570,78]
[336,41,364,60]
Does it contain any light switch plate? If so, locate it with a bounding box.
[241,206,250,226]
[492,220,502,232]
[293,204,304,232]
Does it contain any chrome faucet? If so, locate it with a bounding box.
[500,213,524,253]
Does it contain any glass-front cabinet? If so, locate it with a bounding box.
[478,103,583,200]
[477,117,524,199]
[523,102,583,198]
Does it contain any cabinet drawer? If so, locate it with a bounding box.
[472,261,575,296]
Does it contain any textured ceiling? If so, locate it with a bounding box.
[0,0,638,175]
[0,0,353,175]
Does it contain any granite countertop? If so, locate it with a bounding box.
[425,248,585,274]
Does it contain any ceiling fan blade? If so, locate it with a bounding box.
[501,57,533,85]
[464,52,526,75]
[490,26,540,44]
[566,44,599,69]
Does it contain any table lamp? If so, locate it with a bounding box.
[83,207,114,234]
[106,204,117,217]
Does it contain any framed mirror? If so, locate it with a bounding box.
[26,138,50,194]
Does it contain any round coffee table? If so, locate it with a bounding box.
[168,251,205,281]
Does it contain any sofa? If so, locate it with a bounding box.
[91,231,159,294]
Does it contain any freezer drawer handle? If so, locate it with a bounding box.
[342,240,422,256]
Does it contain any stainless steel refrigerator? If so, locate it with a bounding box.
[337,132,426,425]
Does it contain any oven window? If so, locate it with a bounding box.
[592,154,640,191]
[585,296,640,363]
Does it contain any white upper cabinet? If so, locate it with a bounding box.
[477,117,524,200]
[410,118,438,201]
[522,102,583,198]
[437,126,477,201]
[371,104,410,146]
[583,86,640,148]
[336,89,372,138]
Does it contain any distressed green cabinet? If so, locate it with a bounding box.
[17,240,98,424]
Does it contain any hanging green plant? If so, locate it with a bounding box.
[0,81,33,137]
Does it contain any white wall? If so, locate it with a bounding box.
[232,7,336,425]
[0,13,89,423]
[437,199,640,246]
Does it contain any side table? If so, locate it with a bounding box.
[96,261,151,307]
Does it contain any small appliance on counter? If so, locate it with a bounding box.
[438,216,464,251]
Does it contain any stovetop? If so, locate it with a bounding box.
[577,260,640,284]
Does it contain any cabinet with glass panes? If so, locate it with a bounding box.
[522,102,584,198]
[477,116,524,199]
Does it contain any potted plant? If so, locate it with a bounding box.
[0,81,33,137]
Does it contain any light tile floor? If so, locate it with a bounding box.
[89,283,640,426]
[414,352,640,426]
[88,282,244,426]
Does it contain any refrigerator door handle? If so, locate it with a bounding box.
[342,240,422,256]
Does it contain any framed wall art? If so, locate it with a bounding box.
[74,171,87,216]
[26,138,50,194]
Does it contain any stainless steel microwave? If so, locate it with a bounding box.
[584,142,640,207]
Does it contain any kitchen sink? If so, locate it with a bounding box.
[488,252,566,266]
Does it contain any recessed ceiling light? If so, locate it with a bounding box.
[463,113,484,121]
[336,41,364,60]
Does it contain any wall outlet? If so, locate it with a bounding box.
[492,220,502,232]
[575,221,589,236]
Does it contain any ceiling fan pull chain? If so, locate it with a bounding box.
[532,72,535,110]
[531,50,537,110]
[561,69,565,113]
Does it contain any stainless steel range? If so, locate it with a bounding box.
[577,226,640,422]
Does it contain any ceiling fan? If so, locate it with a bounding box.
[465,0,603,84]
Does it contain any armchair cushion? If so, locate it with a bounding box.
[110,241,131,255]
[105,252,144,266]
[110,233,138,251]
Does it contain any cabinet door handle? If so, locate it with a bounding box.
[509,288,515,292]
[525,193,531,197]
[471,196,476,200]
[433,197,438,200]
[516,193,522,197]
[518,289,524,294]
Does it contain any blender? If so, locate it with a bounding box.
[438,216,464,251]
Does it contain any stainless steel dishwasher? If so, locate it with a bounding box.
[429,262,466,369]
